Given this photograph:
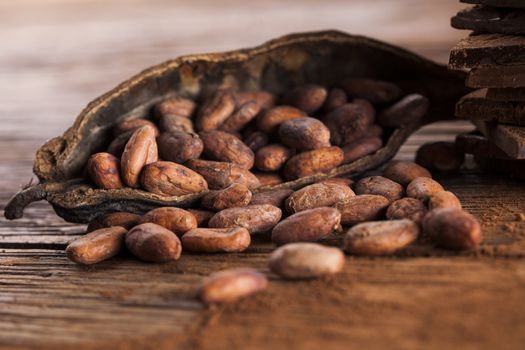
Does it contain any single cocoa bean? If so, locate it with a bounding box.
[140,207,197,236]
[271,207,341,246]
[428,191,462,210]
[199,130,254,169]
[323,88,348,113]
[208,204,282,233]
[340,78,402,104]
[154,95,196,119]
[283,84,328,114]
[125,223,182,262]
[159,114,194,133]
[342,136,382,164]
[255,144,292,172]
[382,160,432,187]
[121,125,158,188]
[201,183,252,211]
[363,124,384,138]
[386,198,427,223]
[415,142,465,172]
[323,102,375,146]
[198,268,267,304]
[114,118,159,137]
[86,212,142,232]
[344,219,419,255]
[269,243,345,279]
[66,226,127,265]
[157,131,203,164]
[253,172,284,187]
[243,130,269,151]
[141,161,208,196]
[186,159,260,190]
[182,227,251,253]
[354,176,403,203]
[278,117,331,151]
[283,146,344,180]
[335,194,389,225]
[250,189,293,207]
[234,91,276,110]
[285,182,355,213]
[196,90,236,131]
[378,94,429,128]
[188,209,215,227]
[406,177,444,202]
[257,106,306,133]
[107,131,133,157]
[219,101,261,133]
[87,152,124,190]
[422,208,482,250]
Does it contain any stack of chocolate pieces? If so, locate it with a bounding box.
[449,0,525,179]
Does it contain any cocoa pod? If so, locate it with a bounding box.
[199,130,254,169]
[342,136,382,164]
[382,160,432,187]
[323,88,348,113]
[250,189,293,207]
[257,106,305,133]
[121,125,158,188]
[422,208,482,250]
[269,243,345,279]
[283,146,344,180]
[154,95,196,119]
[140,207,197,236]
[415,141,465,173]
[198,268,268,304]
[186,159,260,190]
[378,94,429,128]
[406,177,444,202]
[87,152,124,190]
[285,182,355,213]
[344,219,419,255]
[201,183,252,211]
[125,223,182,262]
[219,101,261,133]
[354,175,403,203]
[209,204,282,233]
[339,78,402,104]
[182,227,251,253]
[323,102,375,146]
[335,194,389,225]
[196,90,236,131]
[86,212,141,232]
[114,118,159,137]
[428,191,462,210]
[386,198,427,224]
[66,226,127,265]
[157,131,203,164]
[159,114,194,133]
[283,84,328,114]
[141,161,208,196]
[278,117,331,150]
[255,144,292,172]
[271,207,341,246]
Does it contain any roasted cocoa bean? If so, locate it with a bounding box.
[415,142,465,172]
[255,144,292,172]
[87,152,124,190]
[278,117,331,150]
[199,130,254,169]
[208,204,282,233]
[234,91,276,110]
[344,219,419,255]
[269,243,345,279]
[159,114,195,133]
[157,131,203,164]
[271,207,341,246]
[196,90,236,131]
[154,95,196,119]
[386,198,427,223]
[342,136,382,164]
[114,118,159,137]
[125,223,182,262]
[250,188,293,207]
[141,161,208,196]
[198,268,268,304]
[335,194,389,225]
[253,172,283,187]
[186,159,260,190]
[283,84,328,114]
[66,226,127,265]
[428,191,462,210]
[257,106,306,133]
[140,207,197,236]
[323,88,348,113]
[285,182,355,213]
[422,208,482,250]
[406,177,444,202]
[354,176,403,203]
[219,101,261,133]
[107,131,133,157]
[201,183,252,211]
[243,130,269,152]
[182,227,251,253]
[188,209,215,227]
[382,160,432,187]
[323,102,375,146]
[378,94,429,127]
[340,78,402,104]
[121,125,158,188]
[283,146,344,180]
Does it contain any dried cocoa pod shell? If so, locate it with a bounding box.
[157,131,203,164]
[86,212,142,232]
[339,78,402,104]
[199,130,254,169]
[5,31,466,223]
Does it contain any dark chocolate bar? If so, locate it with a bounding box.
[466,64,525,88]
[486,87,525,101]
[471,118,525,159]
[455,132,513,159]
[456,89,525,125]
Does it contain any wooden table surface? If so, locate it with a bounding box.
[1,1,525,349]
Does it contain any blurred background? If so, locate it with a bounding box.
[0,0,465,187]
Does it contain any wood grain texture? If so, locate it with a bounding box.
[1,1,524,349]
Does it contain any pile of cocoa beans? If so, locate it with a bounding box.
[70,82,481,305]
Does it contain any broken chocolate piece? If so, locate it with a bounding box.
[455,132,513,159]
[452,6,525,35]
[461,0,525,9]
[486,87,525,101]
[471,119,525,159]
[466,64,525,88]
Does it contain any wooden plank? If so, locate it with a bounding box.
[452,6,525,35]
[449,34,525,69]
[455,89,525,125]
[466,64,525,88]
